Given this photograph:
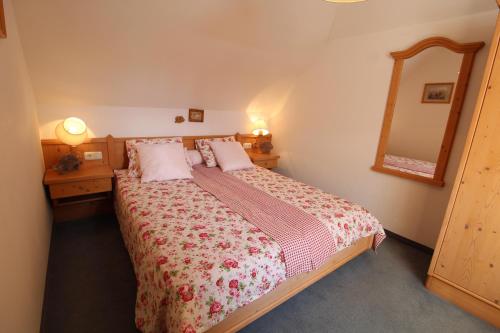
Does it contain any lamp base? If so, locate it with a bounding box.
[54,152,82,174]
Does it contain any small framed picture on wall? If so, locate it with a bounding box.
[189,109,204,122]
[421,82,454,104]
[0,0,7,38]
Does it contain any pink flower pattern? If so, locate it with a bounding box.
[195,136,235,167]
[383,154,436,178]
[114,167,385,333]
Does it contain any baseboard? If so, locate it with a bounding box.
[384,229,434,255]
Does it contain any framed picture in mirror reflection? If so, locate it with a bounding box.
[422,82,454,104]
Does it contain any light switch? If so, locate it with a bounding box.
[84,151,103,160]
[242,143,252,149]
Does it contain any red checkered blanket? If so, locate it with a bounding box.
[192,165,337,277]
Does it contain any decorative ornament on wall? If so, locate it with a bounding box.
[189,109,204,122]
[0,0,7,38]
[175,116,185,123]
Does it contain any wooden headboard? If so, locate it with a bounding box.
[41,133,272,170]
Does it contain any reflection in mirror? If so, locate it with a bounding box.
[372,37,484,186]
[383,48,463,179]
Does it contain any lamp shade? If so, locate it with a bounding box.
[55,117,88,146]
[252,119,269,136]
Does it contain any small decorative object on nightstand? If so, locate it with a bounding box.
[248,152,280,170]
[43,165,114,222]
[258,141,273,154]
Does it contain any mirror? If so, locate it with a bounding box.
[372,37,484,186]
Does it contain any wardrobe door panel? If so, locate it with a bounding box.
[434,49,500,306]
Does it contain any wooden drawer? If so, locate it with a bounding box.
[254,159,278,169]
[52,196,113,223]
[49,178,112,199]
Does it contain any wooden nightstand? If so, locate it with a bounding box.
[43,165,114,222]
[247,152,280,169]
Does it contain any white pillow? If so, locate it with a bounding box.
[186,149,203,166]
[136,143,193,182]
[184,148,193,171]
[208,141,254,172]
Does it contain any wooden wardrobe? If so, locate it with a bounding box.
[426,6,500,328]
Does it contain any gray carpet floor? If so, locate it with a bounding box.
[41,216,498,333]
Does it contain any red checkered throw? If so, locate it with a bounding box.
[192,166,337,277]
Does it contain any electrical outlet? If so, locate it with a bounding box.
[84,151,103,161]
[242,143,252,149]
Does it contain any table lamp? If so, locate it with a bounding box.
[54,117,87,173]
[252,119,269,136]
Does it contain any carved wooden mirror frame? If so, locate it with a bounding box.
[372,37,484,186]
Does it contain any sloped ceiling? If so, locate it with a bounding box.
[331,0,496,39]
[12,0,497,111]
[12,0,337,110]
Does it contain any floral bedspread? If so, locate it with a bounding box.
[114,166,385,333]
[383,154,436,178]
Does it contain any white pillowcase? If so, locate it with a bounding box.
[208,141,254,172]
[136,143,193,182]
[186,149,203,166]
[184,148,193,171]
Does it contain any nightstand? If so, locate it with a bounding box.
[43,165,114,222]
[247,152,280,169]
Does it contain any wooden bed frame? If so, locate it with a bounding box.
[41,133,378,333]
[41,133,272,170]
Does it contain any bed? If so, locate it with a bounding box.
[383,154,436,179]
[112,136,385,333]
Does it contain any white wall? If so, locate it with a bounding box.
[0,0,52,332]
[38,104,252,139]
[271,11,497,248]
[18,0,495,141]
